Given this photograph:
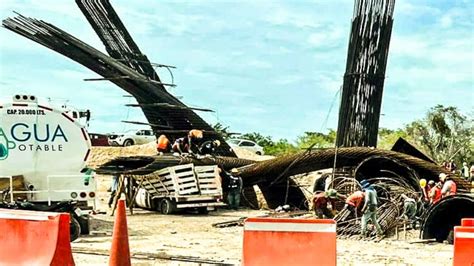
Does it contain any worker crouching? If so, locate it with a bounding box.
[312,189,345,219]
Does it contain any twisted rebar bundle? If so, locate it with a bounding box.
[336,0,396,147]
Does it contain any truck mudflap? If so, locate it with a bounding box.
[176,202,226,208]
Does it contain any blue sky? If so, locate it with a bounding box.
[1,0,472,141]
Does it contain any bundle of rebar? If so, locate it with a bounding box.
[333,176,415,238]
[94,147,470,212]
[336,0,396,147]
[96,147,470,190]
[2,12,235,157]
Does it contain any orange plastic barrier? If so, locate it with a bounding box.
[453,226,474,266]
[242,218,336,266]
[0,209,74,266]
[461,218,474,227]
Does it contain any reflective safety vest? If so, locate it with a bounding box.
[346,191,364,208]
[445,180,457,196]
[157,135,170,150]
[429,187,442,204]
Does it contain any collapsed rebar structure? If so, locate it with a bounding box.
[95,147,470,211]
[336,0,396,147]
[333,177,417,238]
[2,3,234,157]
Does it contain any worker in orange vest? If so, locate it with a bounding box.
[428,180,442,204]
[440,173,457,197]
[156,134,171,155]
[344,190,365,217]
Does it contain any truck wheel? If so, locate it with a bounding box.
[447,230,454,245]
[70,217,81,242]
[123,139,134,146]
[256,151,262,155]
[160,199,176,215]
[77,215,90,235]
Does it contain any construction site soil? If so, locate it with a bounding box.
[73,144,454,265]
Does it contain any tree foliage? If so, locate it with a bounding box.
[217,105,472,163]
[405,105,473,163]
[211,122,232,140]
[240,132,274,147]
[377,128,411,150]
[297,130,336,150]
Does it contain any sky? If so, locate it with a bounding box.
[0,0,473,141]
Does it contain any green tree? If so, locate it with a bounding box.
[405,105,473,163]
[265,139,298,156]
[296,130,336,150]
[211,122,232,140]
[240,132,274,147]
[377,128,411,150]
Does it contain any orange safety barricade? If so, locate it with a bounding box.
[242,218,336,266]
[461,218,474,227]
[0,209,75,266]
[453,226,474,266]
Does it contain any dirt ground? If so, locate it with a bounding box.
[72,177,454,266]
[72,146,454,265]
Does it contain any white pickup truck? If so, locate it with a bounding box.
[108,129,155,146]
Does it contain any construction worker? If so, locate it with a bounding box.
[187,129,204,154]
[360,180,383,237]
[440,173,457,197]
[108,175,119,208]
[312,189,345,219]
[227,168,243,210]
[199,140,221,155]
[156,134,171,155]
[428,180,442,204]
[400,194,417,222]
[344,190,365,217]
[172,137,189,154]
[419,179,429,202]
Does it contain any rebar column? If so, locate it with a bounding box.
[336,0,396,147]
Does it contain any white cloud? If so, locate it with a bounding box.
[307,26,346,48]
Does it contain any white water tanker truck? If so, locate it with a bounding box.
[0,95,97,234]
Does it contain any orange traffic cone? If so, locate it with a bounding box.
[109,199,131,266]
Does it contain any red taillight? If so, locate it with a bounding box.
[80,192,87,198]
[89,192,95,198]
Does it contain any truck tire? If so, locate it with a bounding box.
[160,199,176,215]
[447,230,454,245]
[123,139,134,146]
[70,217,81,242]
[77,215,90,235]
